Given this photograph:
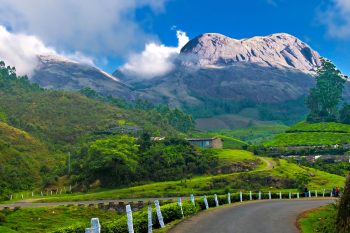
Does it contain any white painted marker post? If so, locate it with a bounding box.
[178,197,184,218]
[331,191,333,197]
[258,191,261,200]
[214,194,219,207]
[154,200,165,228]
[148,206,152,233]
[297,192,300,199]
[228,192,231,204]
[309,191,311,198]
[32,192,34,197]
[126,205,134,233]
[289,192,291,199]
[315,190,318,197]
[268,191,271,200]
[203,195,209,209]
[51,190,53,196]
[240,192,243,203]
[279,192,282,199]
[323,189,325,197]
[249,191,252,201]
[190,194,195,206]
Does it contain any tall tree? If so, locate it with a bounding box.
[337,173,350,233]
[306,60,346,122]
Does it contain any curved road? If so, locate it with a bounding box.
[169,199,334,233]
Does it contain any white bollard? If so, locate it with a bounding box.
[279,192,282,199]
[178,197,184,218]
[32,192,34,197]
[323,189,325,197]
[214,194,219,207]
[331,191,333,197]
[249,191,252,201]
[154,200,165,228]
[148,206,152,233]
[51,190,53,196]
[240,192,243,202]
[258,191,261,200]
[203,195,209,209]
[289,192,291,199]
[228,192,231,204]
[315,190,318,197]
[190,194,195,206]
[268,191,271,200]
[309,191,311,198]
[126,205,134,233]
[297,192,300,199]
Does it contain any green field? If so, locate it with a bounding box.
[264,122,350,147]
[0,206,121,233]
[10,149,342,203]
[298,204,337,233]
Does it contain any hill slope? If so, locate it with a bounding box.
[0,122,51,196]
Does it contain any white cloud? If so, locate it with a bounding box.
[0,0,167,58]
[120,30,189,78]
[320,0,350,39]
[0,26,94,76]
[0,25,56,76]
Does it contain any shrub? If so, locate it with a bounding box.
[0,212,7,224]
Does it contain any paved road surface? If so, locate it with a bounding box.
[169,199,334,233]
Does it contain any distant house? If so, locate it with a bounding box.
[186,137,223,149]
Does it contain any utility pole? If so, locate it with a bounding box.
[68,152,71,175]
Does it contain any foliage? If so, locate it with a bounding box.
[0,206,120,233]
[299,205,337,233]
[53,201,199,233]
[306,60,346,122]
[80,88,195,133]
[337,173,350,233]
[138,138,218,181]
[83,135,139,187]
[340,104,350,124]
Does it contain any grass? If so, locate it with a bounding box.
[298,204,337,233]
[12,149,342,203]
[0,206,121,233]
[264,122,350,147]
[215,124,289,144]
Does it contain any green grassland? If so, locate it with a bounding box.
[212,124,289,144]
[264,122,350,147]
[298,205,337,233]
[0,206,120,233]
[15,149,343,203]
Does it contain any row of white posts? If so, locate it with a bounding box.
[9,186,73,200]
[85,189,332,233]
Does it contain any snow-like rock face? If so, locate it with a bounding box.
[180,33,322,73]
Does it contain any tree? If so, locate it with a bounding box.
[337,173,350,233]
[340,104,350,124]
[84,135,139,187]
[306,60,346,122]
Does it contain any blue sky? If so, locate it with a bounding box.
[135,0,350,75]
[0,0,348,76]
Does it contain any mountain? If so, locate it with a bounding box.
[31,55,134,99]
[117,33,325,128]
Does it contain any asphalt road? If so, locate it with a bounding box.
[169,199,334,233]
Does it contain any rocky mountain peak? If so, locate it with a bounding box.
[179,32,322,73]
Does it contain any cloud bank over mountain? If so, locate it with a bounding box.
[0,0,167,58]
[120,30,189,78]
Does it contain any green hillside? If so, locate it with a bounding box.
[264,122,350,147]
[189,132,248,149]
[26,149,344,202]
[0,122,54,197]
